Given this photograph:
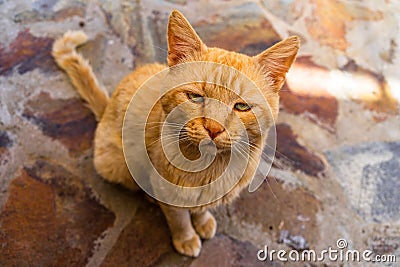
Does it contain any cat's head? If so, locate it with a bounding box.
[160,10,299,151]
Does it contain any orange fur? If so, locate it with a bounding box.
[52,10,299,257]
[52,31,109,121]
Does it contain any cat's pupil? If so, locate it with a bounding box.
[187,92,204,103]
[234,102,251,111]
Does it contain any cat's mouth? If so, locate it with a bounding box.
[190,139,232,155]
[183,128,233,152]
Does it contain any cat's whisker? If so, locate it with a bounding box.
[270,158,287,170]
[155,133,191,144]
[130,121,184,126]
[243,143,283,185]
[242,141,290,170]
[151,44,169,55]
[265,177,279,201]
[234,144,279,201]
[179,138,194,151]
[161,137,193,150]
[130,122,185,130]
[261,142,292,162]
[234,144,260,169]
[148,124,184,129]
[145,126,183,133]
[146,138,173,148]
[238,140,275,163]
[274,150,295,165]
[239,142,286,192]
[236,141,288,193]
[147,136,191,149]
[146,121,182,124]
[146,133,183,147]
[186,133,206,140]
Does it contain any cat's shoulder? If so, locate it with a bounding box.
[123,63,166,87]
[111,63,167,98]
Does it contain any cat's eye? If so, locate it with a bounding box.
[187,92,204,103]
[234,102,252,112]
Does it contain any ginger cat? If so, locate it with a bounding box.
[52,10,299,257]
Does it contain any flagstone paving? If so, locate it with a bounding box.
[0,0,399,266]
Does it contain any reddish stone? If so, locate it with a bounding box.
[231,177,321,247]
[195,14,280,55]
[0,160,115,266]
[13,6,85,24]
[294,56,329,69]
[23,92,96,156]
[283,57,398,125]
[103,200,280,266]
[341,60,398,121]
[53,7,85,22]
[102,199,175,267]
[362,79,398,122]
[306,0,382,51]
[190,235,279,267]
[279,86,338,131]
[281,56,339,131]
[0,29,57,75]
[275,123,325,176]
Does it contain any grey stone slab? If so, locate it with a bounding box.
[326,141,400,223]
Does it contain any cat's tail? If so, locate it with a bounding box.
[52,31,109,121]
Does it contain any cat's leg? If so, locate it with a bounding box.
[159,203,201,257]
[191,210,217,239]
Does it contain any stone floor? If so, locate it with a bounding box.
[1,0,399,266]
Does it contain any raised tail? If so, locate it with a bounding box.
[52,31,109,121]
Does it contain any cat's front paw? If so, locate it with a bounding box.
[173,234,202,257]
[193,211,217,239]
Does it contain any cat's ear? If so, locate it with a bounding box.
[167,10,207,66]
[254,36,300,91]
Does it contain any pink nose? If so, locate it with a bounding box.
[204,118,225,139]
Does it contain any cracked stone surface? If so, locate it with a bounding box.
[0,0,399,266]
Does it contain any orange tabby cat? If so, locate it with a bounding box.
[52,10,299,257]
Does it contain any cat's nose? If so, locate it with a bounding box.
[203,118,225,139]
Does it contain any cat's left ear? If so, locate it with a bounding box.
[167,10,207,66]
[254,36,300,91]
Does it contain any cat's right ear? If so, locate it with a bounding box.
[254,36,300,92]
[167,10,207,66]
